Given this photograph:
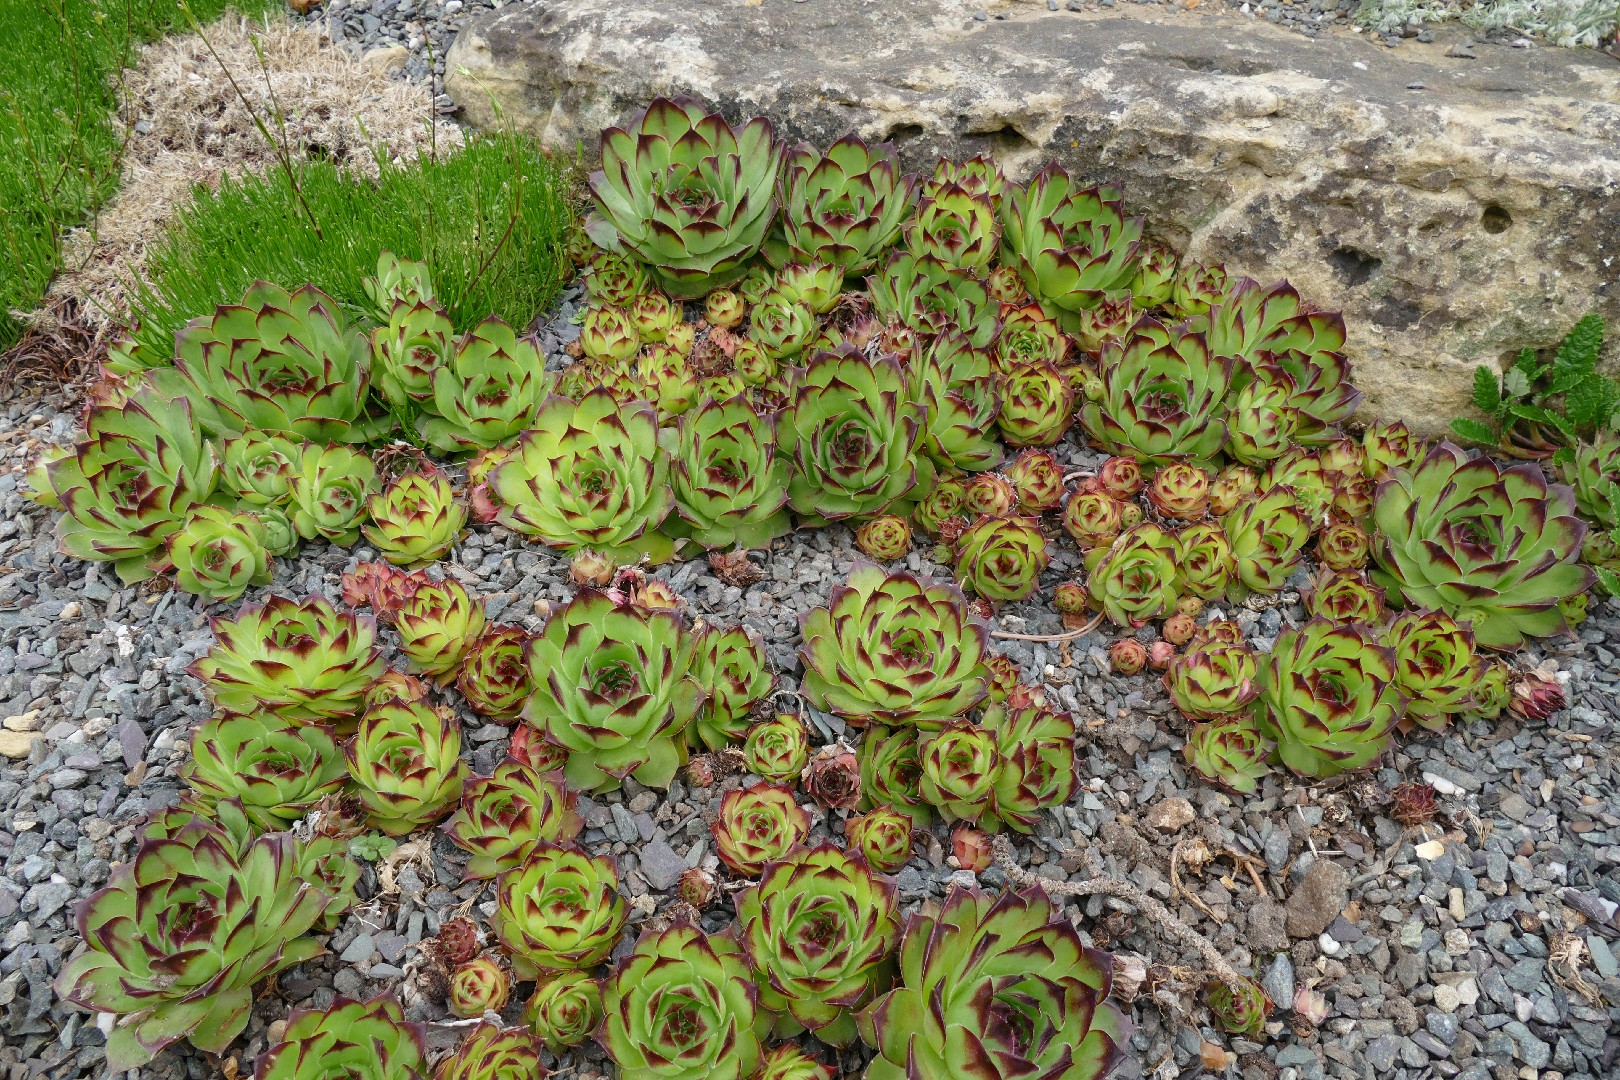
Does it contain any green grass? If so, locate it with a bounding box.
[124,133,577,358]
[0,0,279,349]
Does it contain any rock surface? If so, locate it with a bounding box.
[445,0,1620,435]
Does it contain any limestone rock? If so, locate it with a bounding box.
[1285,858,1350,938]
[445,0,1620,434]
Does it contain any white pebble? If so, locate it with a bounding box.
[1317,932,1342,956]
[1422,771,1464,796]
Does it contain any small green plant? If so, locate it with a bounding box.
[1452,314,1617,456]
[348,832,398,862]
[124,134,574,358]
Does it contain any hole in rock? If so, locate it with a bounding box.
[1328,246,1381,287]
[1480,204,1512,234]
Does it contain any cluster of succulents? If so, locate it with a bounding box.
[45,98,1614,1079]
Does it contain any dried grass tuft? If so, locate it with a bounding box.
[51,16,460,329]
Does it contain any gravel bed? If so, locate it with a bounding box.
[1,290,1616,1079]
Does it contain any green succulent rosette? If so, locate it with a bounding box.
[415,317,554,452]
[584,251,651,306]
[799,564,989,729]
[288,442,377,546]
[433,1022,541,1080]
[736,843,902,1046]
[55,819,343,1072]
[1225,374,1300,467]
[1086,522,1179,627]
[984,700,1077,833]
[190,594,384,724]
[910,331,1004,474]
[855,515,913,562]
[1129,239,1179,308]
[522,589,703,791]
[1381,610,1486,731]
[145,280,386,443]
[858,725,933,827]
[443,757,585,880]
[47,390,219,583]
[781,349,922,525]
[1061,491,1125,550]
[489,389,676,563]
[345,699,470,835]
[664,395,792,550]
[915,476,967,536]
[857,885,1131,1080]
[1371,442,1594,649]
[1317,520,1371,571]
[845,808,914,874]
[995,359,1076,448]
[953,515,1050,603]
[766,134,918,272]
[1304,569,1387,624]
[1206,976,1271,1037]
[907,181,1000,269]
[1183,717,1274,794]
[362,250,436,320]
[1078,316,1233,464]
[1170,261,1229,319]
[580,304,641,364]
[713,784,811,877]
[1172,522,1235,601]
[589,96,784,297]
[755,1045,836,1080]
[601,922,772,1080]
[447,958,510,1019]
[254,996,427,1080]
[164,504,272,603]
[689,624,775,751]
[751,291,818,361]
[999,165,1142,332]
[395,578,487,682]
[494,842,627,979]
[370,298,454,411]
[363,467,467,567]
[1362,419,1426,480]
[1165,642,1260,720]
[523,971,603,1051]
[457,625,534,720]
[868,250,999,348]
[1221,486,1312,597]
[918,721,999,824]
[769,261,841,314]
[219,430,302,506]
[1256,619,1405,778]
[743,712,812,782]
[182,712,345,830]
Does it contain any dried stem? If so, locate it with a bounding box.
[991,612,1105,642]
[992,835,1247,992]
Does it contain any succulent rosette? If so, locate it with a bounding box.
[363,468,467,567]
[46,390,219,583]
[447,957,511,1019]
[995,359,1076,447]
[489,389,676,562]
[190,594,384,724]
[1128,239,1179,307]
[434,1022,541,1080]
[417,318,554,451]
[287,442,376,546]
[964,473,1017,519]
[584,251,650,304]
[1221,486,1312,597]
[371,298,454,411]
[736,844,903,1045]
[1170,261,1229,318]
[744,712,812,782]
[998,164,1144,331]
[800,564,989,728]
[858,885,1130,1080]
[855,515,913,561]
[868,250,1000,347]
[56,819,345,1071]
[666,395,792,550]
[395,578,488,682]
[1062,491,1126,549]
[219,430,301,506]
[1256,619,1405,778]
[953,515,1050,602]
[750,291,818,361]
[600,922,772,1080]
[1165,642,1260,719]
[918,721,999,824]
[1206,977,1271,1037]
[1370,443,1593,649]
[781,349,922,525]
[579,304,641,364]
[689,624,775,751]
[1147,462,1210,520]
[858,725,933,826]
[443,758,584,879]
[1224,374,1300,466]
[494,842,627,978]
[984,701,1077,833]
[1304,569,1387,624]
[1362,419,1427,479]
[1381,610,1486,731]
[164,504,273,602]
[182,713,345,829]
[705,287,746,328]
[254,996,426,1080]
[915,477,967,536]
[999,449,1062,514]
[1183,717,1274,794]
[522,590,703,791]
[524,971,603,1051]
[1172,522,1235,601]
[1317,520,1370,571]
[756,1045,836,1080]
[456,625,534,720]
[996,304,1069,370]
[1079,317,1233,463]
[345,699,469,834]
[910,331,1003,473]
[1086,523,1179,627]
[713,784,811,877]
[588,96,783,297]
[845,808,915,874]
[907,181,1000,268]
[363,250,436,319]
[144,280,385,443]
[767,134,918,272]
[775,260,845,314]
